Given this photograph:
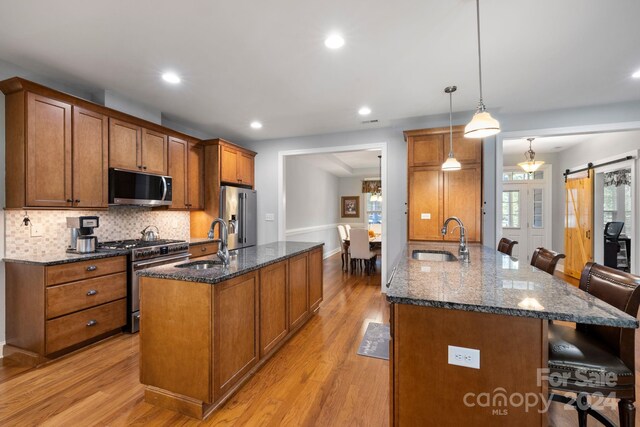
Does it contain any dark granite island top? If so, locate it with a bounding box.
[137,241,324,285]
[386,242,639,328]
[3,248,130,266]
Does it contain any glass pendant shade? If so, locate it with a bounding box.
[464,110,501,139]
[442,155,462,171]
[518,160,544,173]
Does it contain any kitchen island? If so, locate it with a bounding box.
[386,242,638,426]
[137,241,324,419]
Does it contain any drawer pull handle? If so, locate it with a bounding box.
[86,265,97,272]
[86,319,98,327]
[201,247,206,252]
[86,289,98,296]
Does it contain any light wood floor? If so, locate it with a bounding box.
[0,254,636,426]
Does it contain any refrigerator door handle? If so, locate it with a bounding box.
[242,193,248,243]
[238,193,244,244]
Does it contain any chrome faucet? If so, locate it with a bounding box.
[208,218,230,266]
[441,216,470,263]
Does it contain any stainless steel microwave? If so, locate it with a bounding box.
[108,168,172,206]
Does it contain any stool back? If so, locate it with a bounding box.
[497,238,518,256]
[530,247,565,275]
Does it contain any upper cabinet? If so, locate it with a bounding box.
[405,126,483,243]
[218,140,256,187]
[0,77,205,210]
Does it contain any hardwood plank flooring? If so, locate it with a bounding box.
[0,253,636,426]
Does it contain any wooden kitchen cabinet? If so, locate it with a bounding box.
[25,93,73,207]
[308,248,323,312]
[109,118,141,171]
[237,152,254,187]
[168,136,189,209]
[213,271,259,400]
[405,125,483,243]
[218,139,256,187]
[259,260,288,358]
[72,107,109,208]
[188,141,204,210]
[220,145,238,184]
[4,256,127,365]
[288,252,309,331]
[141,128,168,174]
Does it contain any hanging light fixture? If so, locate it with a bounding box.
[464,0,501,139]
[518,138,545,173]
[442,86,462,171]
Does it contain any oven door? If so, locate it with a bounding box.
[130,253,190,332]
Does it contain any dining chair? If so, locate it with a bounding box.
[337,225,349,271]
[349,228,376,275]
[344,224,351,239]
[530,247,565,275]
[497,237,518,256]
[548,262,640,427]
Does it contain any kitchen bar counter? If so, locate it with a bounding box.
[3,248,130,266]
[138,241,324,285]
[387,242,638,328]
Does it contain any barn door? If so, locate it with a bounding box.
[565,175,594,279]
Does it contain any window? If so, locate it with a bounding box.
[532,189,543,228]
[503,170,544,182]
[603,185,617,227]
[502,190,520,228]
[366,193,382,224]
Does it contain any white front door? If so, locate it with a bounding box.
[502,184,527,259]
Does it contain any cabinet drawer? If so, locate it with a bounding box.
[46,272,127,319]
[46,299,126,354]
[191,243,218,258]
[46,256,126,286]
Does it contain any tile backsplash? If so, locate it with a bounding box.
[4,207,190,258]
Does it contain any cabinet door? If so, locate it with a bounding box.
[168,136,188,209]
[141,128,168,174]
[408,134,444,167]
[309,248,323,312]
[408,168,443,241]
[446,132,482,165]
[259,261,288,358]
[188,142,204,209]
[109,118,141,171]
[25,93,72,207]
[220,146,238,183]
[443,165,482,243]
[288,253,309,331]
[72,107,108,208]
[237,152,254,187]
[213,272,259,400]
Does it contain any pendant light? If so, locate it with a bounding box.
[518,138,544,173]
[464,0,501,139]
[442,86,462,171]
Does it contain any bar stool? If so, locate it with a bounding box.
[530,247,565,275]
[548,262,640,427]
[497,237,518,256]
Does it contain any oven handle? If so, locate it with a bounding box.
[133,253,191,269]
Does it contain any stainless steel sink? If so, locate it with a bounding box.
[175,260,224,270]
[412,250,458,262]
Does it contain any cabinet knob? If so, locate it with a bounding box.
[201,247,206,252]
[86,265,97,272]
[137,165,143,169]
[66,199,73,203]
[86,319,98,327]
[86,289,98,296]
[75,199,80,203]
[142,166,147,170]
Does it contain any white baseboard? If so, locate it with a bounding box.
[323,247,341,259]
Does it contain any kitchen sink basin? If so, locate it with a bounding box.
[412,250,458,262]
[175,260,224,270]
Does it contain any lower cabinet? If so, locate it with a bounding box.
[4,256,127,364]
[189,242,218,260]
[288,252,309,331]
[259,260,289,357]
[309,248,323,312]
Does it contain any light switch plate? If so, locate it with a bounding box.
[420,213,431,220]
[448,345,480,369]
[265,213,275,221]
[30,224,43,237]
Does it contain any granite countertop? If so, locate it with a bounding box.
[3,248,130,266]
[138,241,324,285]
[386,242,639,328]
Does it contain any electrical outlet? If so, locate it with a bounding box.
[420,213,431,220]
[448,345,480,369]
[265,213,275,221]
[30,224,43,237]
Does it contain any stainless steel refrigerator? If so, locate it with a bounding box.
[220,186,257,250]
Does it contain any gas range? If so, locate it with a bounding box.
[98,239,190,261]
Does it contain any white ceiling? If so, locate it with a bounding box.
[295,150,381,177]
[0,0,639,142]
[503,135,588,155]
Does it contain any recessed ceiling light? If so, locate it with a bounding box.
[324,34,345,49]
[632,69,640,79]
[358,106,372,116]
[161,72,181,84]
[250,121,263,129]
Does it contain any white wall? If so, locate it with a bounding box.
[338,177,367,226]
[284,156,341,258]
